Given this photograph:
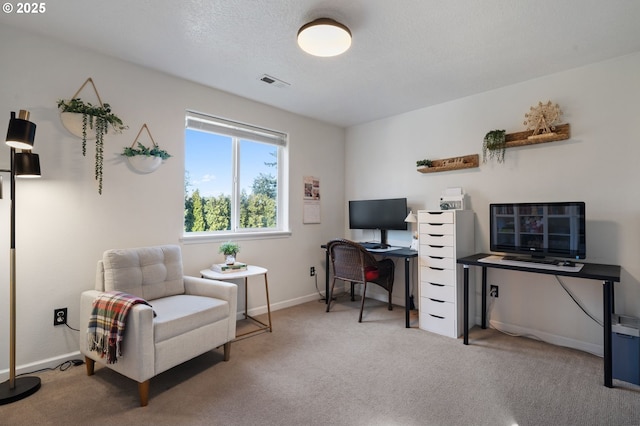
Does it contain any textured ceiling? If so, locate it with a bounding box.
[2,0,640,127]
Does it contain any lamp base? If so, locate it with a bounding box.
[0,376,41,405]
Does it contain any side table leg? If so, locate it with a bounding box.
[264,273,272,332]
[244,277,248,320]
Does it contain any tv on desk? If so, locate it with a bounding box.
[490,201,586,260]
[349,197,408,247]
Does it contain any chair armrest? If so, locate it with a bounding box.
[79,290,156,383]
[184,275,237,302]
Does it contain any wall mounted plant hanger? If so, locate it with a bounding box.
[417,154,479,174]
[121,123,171,174]
[57,77,127,194]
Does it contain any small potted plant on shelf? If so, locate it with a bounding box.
[57,97,128,194]
[416,159,433,168]
[219,241,241,265]
[482,129,507,163]
[121,142,172,173]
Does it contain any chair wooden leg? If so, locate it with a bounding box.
[138,380,150,407]
[84,356,95,376]
[359,282,367,322]
[388,290,393,310]
[350,282,355,301]
[223,342,231,361]
[326,277,337,312]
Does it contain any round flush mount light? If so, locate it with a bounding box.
[297,18,352,57]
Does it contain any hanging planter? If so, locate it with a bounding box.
[482,129,507,163]
[57,78,127,194]
[121,124,171,174]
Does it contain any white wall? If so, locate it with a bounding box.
[0,25,345,377]
[346,52,640,354]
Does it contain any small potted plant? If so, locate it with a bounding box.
[57,97,128,194]
[416,159,433,168]
[219,241,241,265]
[121,141,172,173]
[482,129,507,163]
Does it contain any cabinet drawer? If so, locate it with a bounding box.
[419,311,456,337]
[420,233,454,246]
[419,223,454,235]
[418,211,454,224]
[420,255,454,269]
[421,244,454,259]
[420,281,455,302]
[420,266,454,286]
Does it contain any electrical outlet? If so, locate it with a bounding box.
[310,266,315,276]
[54,308,67,326]
[490,285,499,298]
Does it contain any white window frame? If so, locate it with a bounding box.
[182,110,290,243]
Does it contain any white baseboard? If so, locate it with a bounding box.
[0,351,83,382]
[483,318,604,357]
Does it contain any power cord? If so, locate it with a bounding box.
[16,359,84,377]
[65,323,80,332]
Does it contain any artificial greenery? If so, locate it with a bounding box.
[416,159,433,168]
[121,142,172,160]
[482,129,507,163]
[218,241,241,256]
[57,98,128,194]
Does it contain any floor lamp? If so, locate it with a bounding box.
[0,110,42,405]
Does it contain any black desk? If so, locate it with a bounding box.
[457,253,621,388]
[322,245,418,328]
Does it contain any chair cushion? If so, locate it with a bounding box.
[150,294,230,343]
[364,266,380,281]
[102,245,185,300]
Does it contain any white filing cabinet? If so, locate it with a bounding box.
[418,210,474,338]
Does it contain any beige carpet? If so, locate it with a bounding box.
[2,296,640,425]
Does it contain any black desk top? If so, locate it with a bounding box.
[457,253,621,282]
[321,244,417,258]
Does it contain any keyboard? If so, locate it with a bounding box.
[502,255,559,265]
[478,255,584,272]
[360,242,388,250]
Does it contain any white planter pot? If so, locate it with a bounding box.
[60,112,96,140]
[126,155,162,174]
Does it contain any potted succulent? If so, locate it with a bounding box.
[57,97,128,194]
[219,241,241,265]
[482,129,507,163]
[121,141,172,174]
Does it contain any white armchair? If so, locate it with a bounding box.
[79,245,237,406]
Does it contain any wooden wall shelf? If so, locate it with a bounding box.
[505,123,570,148]
[417,154,479,174]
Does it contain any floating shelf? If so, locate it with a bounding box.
[417,154,479,174]
[505,123,570,148]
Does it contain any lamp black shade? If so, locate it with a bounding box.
[6,111,36,150]
[14,152,41,177]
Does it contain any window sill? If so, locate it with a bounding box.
[181,230,292,244]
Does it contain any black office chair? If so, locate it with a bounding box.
[326,239,395,322]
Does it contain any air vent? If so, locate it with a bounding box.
[258,74,290,89]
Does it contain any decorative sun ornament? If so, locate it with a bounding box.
[524,101,563,139]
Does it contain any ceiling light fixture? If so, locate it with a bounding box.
[297,18,352,57]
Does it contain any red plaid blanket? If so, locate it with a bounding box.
[87,291,153,364]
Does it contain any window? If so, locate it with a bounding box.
[184,111,288,238]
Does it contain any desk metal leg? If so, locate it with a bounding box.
[463,264,469,345]
[405,257,411,328]
[481,267,487,329]
[603,280,613,388]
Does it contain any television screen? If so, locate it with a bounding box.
[349,198,408,231]
[490,202,586,259]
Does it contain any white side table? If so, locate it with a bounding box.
[200,265,272,340]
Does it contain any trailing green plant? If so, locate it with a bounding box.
[57,98,128,194]
[482,129,507,163]
[218,241,240,256]
[416,159,433,168]
[121,142,172,160]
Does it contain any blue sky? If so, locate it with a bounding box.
[185,129,277,197]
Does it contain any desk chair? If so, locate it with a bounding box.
[326,239,395,322]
